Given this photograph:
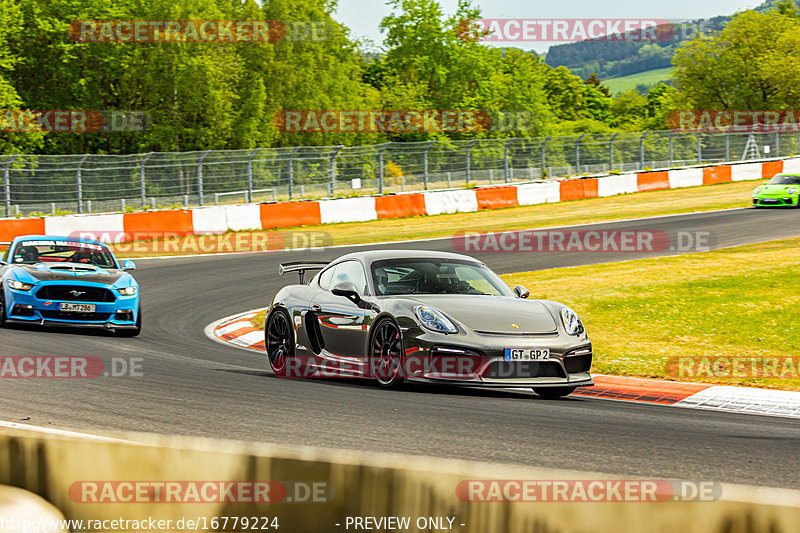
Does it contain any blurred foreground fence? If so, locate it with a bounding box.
[1,129,797,216]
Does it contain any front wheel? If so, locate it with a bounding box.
[370,318,404,388]
[0,286,7,327]
[266,309,293,378]
[533,386,576,399]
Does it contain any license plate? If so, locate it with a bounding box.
[762,199,778,203]
[60,302,95,313]
[504,348,550,361]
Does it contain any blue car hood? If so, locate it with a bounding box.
[14,263,126,285]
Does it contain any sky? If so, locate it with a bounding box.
[332,0,771,53]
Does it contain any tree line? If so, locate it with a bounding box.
[0,0,798,156]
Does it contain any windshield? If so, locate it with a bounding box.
[371,258,514,297]
[767,174,800,185]
[11,240,118,269]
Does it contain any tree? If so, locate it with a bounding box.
[584,73,611,97]
[672,9,799,109]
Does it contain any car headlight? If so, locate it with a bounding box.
[415,306,457,334]
[787,187,798,194]
[560,307,583,336]
[753,187,762,195]
[118,287,137,296]
[7,280,34,291]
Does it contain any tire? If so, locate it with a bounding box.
[0,286,7,328]
[370,318,404,388]
[533,386,576,399]
[116,308,141,337]
[266,308,293,378]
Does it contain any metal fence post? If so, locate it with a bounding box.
[377,143,389,195]
[776,131,781,157]
[540,136,552,172]
[246,148,260,203]
[139,152,152,207]
[197,150,210,206]
[423,140,435,190]
[76,154,89,214]
[639,131,650,169]
[3,155,18,217]
[725,132,730,161]
[465,140,478,185]
[288,146,301,200]
[504,138,515,183]
[609,133,620,171]
[575,134,585,172]
[669,130,674,166]
[329,145,343,195]
[696,134,702,164]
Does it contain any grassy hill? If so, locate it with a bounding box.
[603,68,673,95]
[544,0,777,81]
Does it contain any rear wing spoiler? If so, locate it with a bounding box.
[278,261,329,284]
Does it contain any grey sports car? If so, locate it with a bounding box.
[265,250,593,398]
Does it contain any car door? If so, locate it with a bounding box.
[311,260,372,375]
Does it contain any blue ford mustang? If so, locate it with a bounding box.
[0,235,141,336]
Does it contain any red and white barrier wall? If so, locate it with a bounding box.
[1,157,797,243]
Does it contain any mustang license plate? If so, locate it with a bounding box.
[59,302,96,313]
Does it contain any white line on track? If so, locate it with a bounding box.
[0,419,135,442]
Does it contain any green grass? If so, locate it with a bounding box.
[501,238,800,390]
[604,67,672,95]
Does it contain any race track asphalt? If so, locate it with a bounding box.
[1,207,799,488]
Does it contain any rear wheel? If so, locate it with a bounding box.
[266,309,293,378]
[370,319,403,388]
[533,386,576,399]
[116,308,141,337]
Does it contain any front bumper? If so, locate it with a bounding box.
[753,195,799,206]
[400,328,594,388]
[5,282,138,329]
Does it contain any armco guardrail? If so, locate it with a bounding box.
[1,129,796,216]
[0,156,793,244]
[1,427,799,533]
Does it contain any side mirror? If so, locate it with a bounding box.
[513,285,530,299]
[332,281,361,304]
[121,259,137,271]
